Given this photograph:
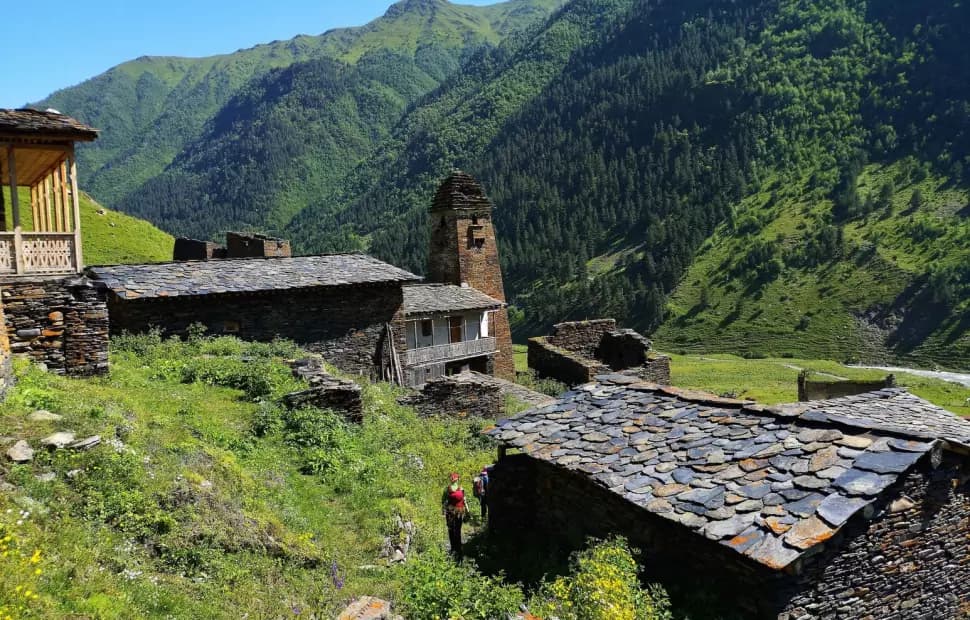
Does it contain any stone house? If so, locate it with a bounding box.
[88,171,515,387]
[0,109,109,376]
[486,376,970,618]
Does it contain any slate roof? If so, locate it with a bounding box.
[485,377,970,571]
[0,109,99,140]
[86,255,420,300]
[402,284,503,316]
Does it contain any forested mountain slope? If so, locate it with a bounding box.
[36,0,970,366]
[291,0,969,366]
[34,0,562,217]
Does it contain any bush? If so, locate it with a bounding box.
[180,357,296,399]
[529,538,671,620]
[398,550,525,620]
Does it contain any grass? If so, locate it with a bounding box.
[666,352,970,417]
[0,337,498,618]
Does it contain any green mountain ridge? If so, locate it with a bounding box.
[36,0,564,212]
[34,0,970,368]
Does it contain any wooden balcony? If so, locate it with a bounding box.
[402,337,497,367]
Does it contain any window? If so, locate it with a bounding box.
[223,320,240,334]
[421,320,433,338]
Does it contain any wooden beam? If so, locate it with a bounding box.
[42,175,52,232]
[52,165,63,232]
[69,152,83,272]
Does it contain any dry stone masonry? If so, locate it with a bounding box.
[401,371,554,418]
[529,319,671,387]
[284,358,364,422]
[1,276,109,376]
[486,377,970,618]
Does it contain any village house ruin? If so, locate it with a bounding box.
[0,109,109,377]
[486,377,970,618]
[528,318,671,386]
[85,171,514,388]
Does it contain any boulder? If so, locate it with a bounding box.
[6,440,34,463]
[28,410,63,422]
[69,436,101,451]
[40,432,76,449]
[337,597,402,620]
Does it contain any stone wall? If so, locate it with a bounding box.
[489,451,970,619]
[527,337,608,386]
[597,328,651,370]
[107,283,405,378]
[0,290,12,394]
[284,357,364,422]
[225,232,292,258]
[778,453,970,619]
[798,371,896,402]
[1,276,109,376]
[548,319,617,358]
[628,355,672,385]
[399,371,505,418]
[173,238,226,261]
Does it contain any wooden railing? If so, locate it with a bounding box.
[0,231,80,275]
[402,337,497,367]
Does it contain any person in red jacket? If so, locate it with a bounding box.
[442,472,467,557]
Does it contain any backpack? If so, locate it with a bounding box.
[473,473,487,497]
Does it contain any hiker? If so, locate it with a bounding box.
[472,466,490,523]
[442,472,467,557]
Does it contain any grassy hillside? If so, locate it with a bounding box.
[2,189,173,266]
[656,160,970,367]
[0,335,676,619]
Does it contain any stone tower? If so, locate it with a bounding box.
[427,171,515,380]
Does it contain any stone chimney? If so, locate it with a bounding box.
[427,171,515,380]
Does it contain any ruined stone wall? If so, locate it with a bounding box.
[1,277,109,376]
[173,238,225,261]
[527,337,608,386]
[797,371,896,402]
[548,319,617,358]
[225,232,291,258]
[778,454,970,619]
[399,372,505,418]
[629,355,672,385]
[489,452,970,619]
[107,283,405,378]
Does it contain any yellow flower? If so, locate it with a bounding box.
[30,549,42,564]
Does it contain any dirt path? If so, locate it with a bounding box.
[850,365,970,388]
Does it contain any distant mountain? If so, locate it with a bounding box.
[289,0,970,366]
[36,0,970,366]
[36,0,563,220]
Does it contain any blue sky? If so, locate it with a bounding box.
[0,0,496,108]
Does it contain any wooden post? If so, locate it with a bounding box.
[60,161,70,232]
[30,183,38,231]
[52,166,63,232]
[68,151,83,272]
[7,146,23,274]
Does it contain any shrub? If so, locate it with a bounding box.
[529,538,671,620]
[180,357,295,399]
[112,327,164,356]
[398,550,525,620]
